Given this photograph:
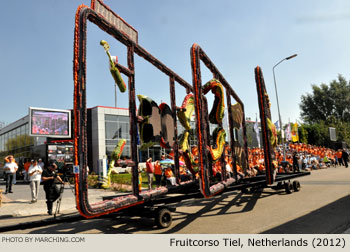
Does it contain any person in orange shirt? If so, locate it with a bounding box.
[164,165,176,186]
[154,160,162,187]
[336,150,343,166]
[235,164,245,179]
[23,158,32,182]
[179,165,191,182]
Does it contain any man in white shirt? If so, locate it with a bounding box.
[38,158,45,170]
[3,155,18,194]
[28,159,43,203]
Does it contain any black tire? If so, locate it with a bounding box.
[284,181,293,194]
[249,187,256,193]
[241,188,248,194]
[155,208,172,228]
[276,182,283,189]
[292,180,301,192]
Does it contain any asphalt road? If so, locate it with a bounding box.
[3,166,350,234]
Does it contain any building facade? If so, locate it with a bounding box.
[1,105,262,177]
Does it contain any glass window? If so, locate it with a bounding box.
[106,140,118,146]
[105,115,118,121]
[119,122,129,139]
[4,133,8,151]
[105,121,118,140]
[20,125,25,135]
[16,127,21,147]
[117,116,129,123]
[0,135,3,152]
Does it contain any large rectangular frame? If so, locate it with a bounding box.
[73,4,194,218]
[191,43,249,198]
[254,66,275,185]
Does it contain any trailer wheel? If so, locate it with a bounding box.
[155,208,172,228]
[284,182,293,194]
[241,188,248,194]
[276,182,283,189]
[292,180,301,192]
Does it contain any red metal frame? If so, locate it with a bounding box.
[73,4,194,218]
[191,43,249,198]
[254,66,275,185]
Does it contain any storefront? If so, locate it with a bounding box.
[1,106,137,176]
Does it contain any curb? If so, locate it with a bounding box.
[0,213,83,233]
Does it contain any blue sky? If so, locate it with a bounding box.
[1,0,350,126]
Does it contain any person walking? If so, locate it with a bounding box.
[28,159,43,203]
[336,149,343,166]
[145,157,154,190]
[41,162,64,215]
[3,155,18,194]
[292,152,300,172]
[342,149,349,168]
[38,158,45,170]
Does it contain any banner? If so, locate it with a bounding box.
[291,122,299,142]
[285,123,292,141]
[231,103,243,129]
[253,117,260,148]
[267,118,278,147]
[234,144,247,169]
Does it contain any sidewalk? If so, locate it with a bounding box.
[0,181,119,231]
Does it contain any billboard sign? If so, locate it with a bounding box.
[329,127,336,142]
[29,107,71,138]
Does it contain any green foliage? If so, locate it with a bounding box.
[87,175,99,188]
[299,75,350,147]
[4,134,34,151]
[300,75,350,123]
[300,120,350,148]
[298,124,308,144]
[110,173,132,185]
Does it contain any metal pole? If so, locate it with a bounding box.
[272,54,297,161]
[273,62,285,160]
[114,84,117,107]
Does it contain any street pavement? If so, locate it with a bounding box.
[0,180,118,230]
[1,166,350,234]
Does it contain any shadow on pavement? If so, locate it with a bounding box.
[262,195,350,234]
[13,188,286,234]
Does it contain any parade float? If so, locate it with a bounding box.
[72,0,309,228]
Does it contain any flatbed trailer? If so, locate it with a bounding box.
[228,172,310,193]
[99,171,309,228]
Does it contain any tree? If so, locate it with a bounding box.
[303,122,328,147]
[300,75,350,124]
[298,124,308,144]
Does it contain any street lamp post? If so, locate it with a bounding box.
[272,54,297,161]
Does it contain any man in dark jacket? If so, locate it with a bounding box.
[41,163,64,215]
[342,149,349,168]
[292,151,300,172]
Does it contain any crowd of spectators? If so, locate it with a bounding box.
[248,143,349,176]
